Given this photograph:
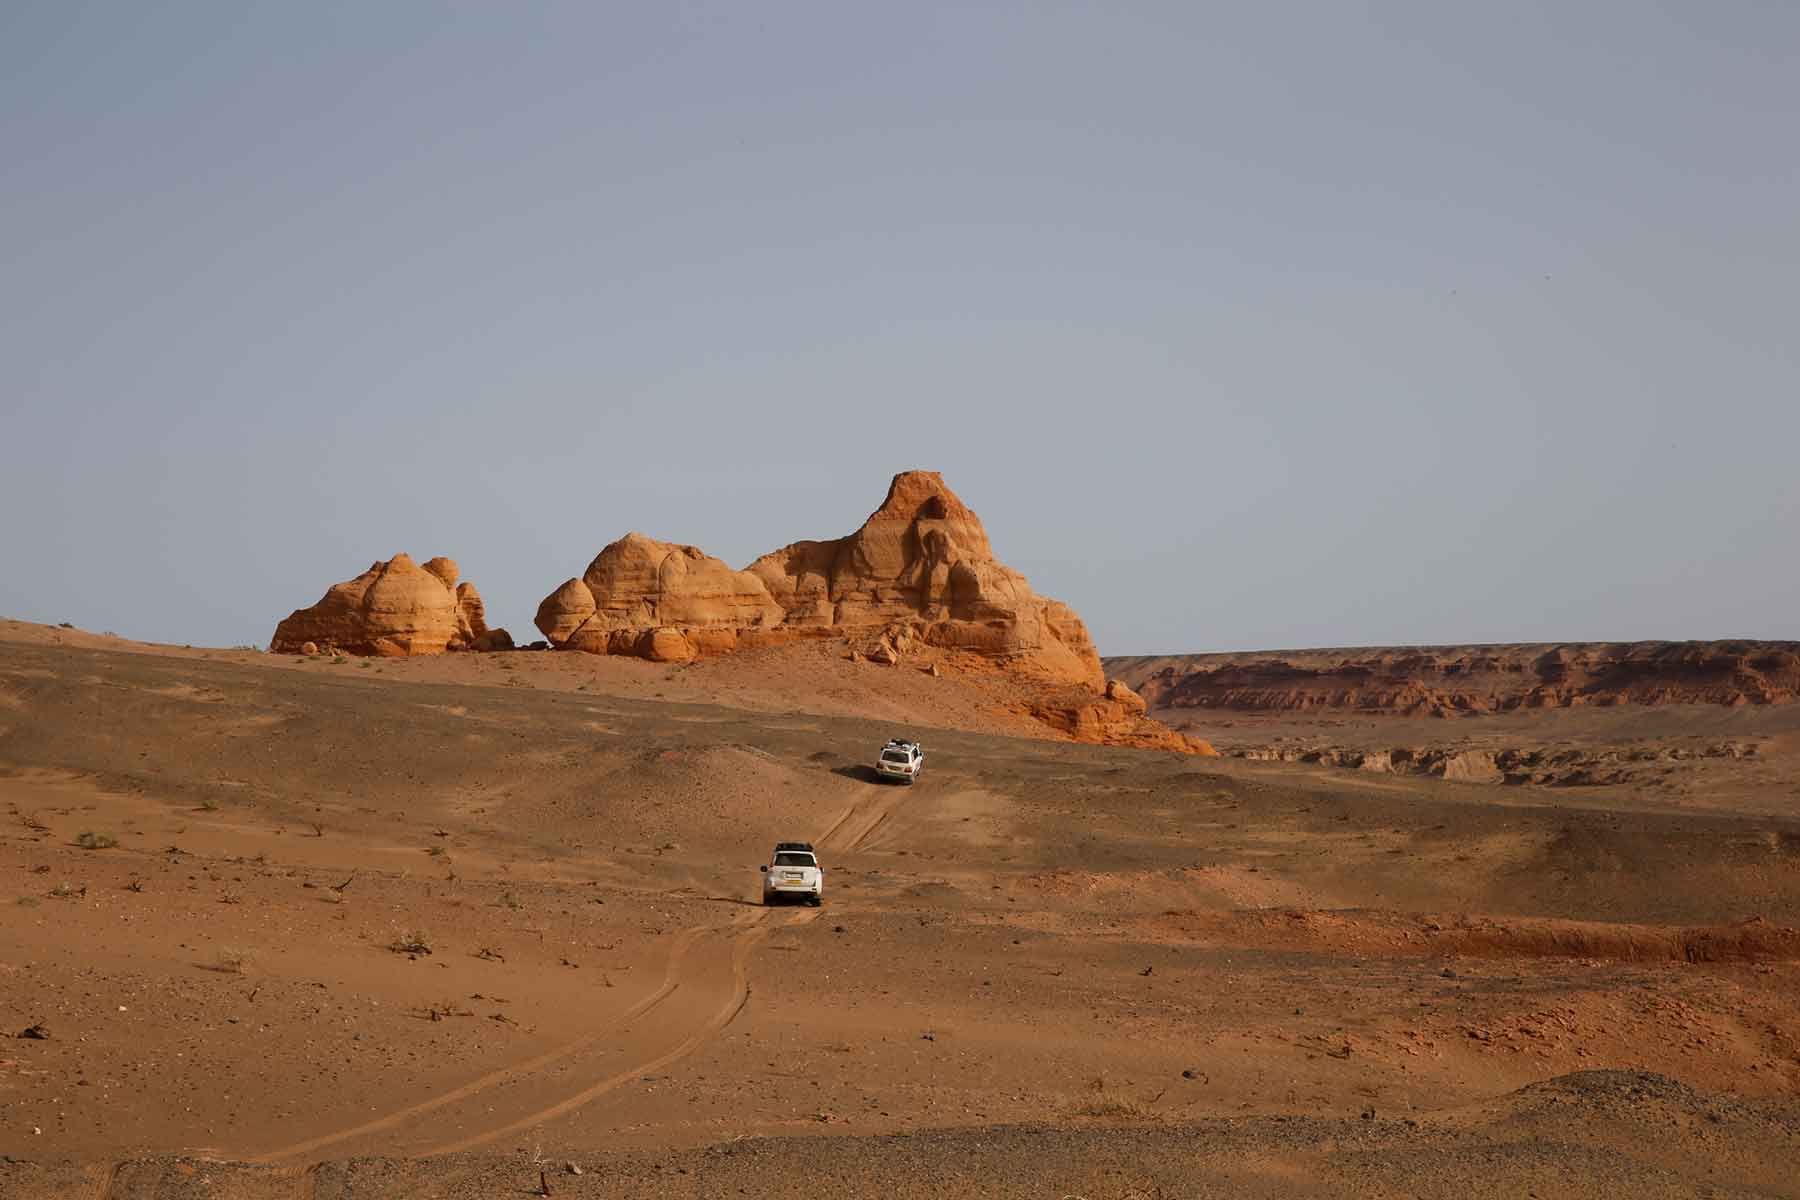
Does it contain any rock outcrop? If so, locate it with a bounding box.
[1031,686,1219,755]
[1105,678,1149,716]
[271,554,510,656]
[1105,642,1800,717]
[535,471,1103,686]
[534,534,784,662]
[1231,739,1760,788]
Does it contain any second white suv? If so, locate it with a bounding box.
[875,738,924,785]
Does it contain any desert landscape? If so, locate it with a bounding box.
[11,1,1797,1191]
[2,474,1797,1198]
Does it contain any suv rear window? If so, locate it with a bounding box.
[773,852,815,867]
[881,750,911,763]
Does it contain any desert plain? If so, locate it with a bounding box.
[2,618,1799,1197]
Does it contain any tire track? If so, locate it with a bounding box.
[850,803,896,851]
[88,1161,120,1200]
[821,786,905,853]
[814,800,863,850]
[255,800,837,1165]
[415,909,799,1156]
[246,924,708,1165]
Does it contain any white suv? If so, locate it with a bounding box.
[761,842,823,906]
[875,738,924,785]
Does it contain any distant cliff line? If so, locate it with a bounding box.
[1103,641,1800,716]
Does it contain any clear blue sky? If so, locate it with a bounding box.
[4,2,1795,655]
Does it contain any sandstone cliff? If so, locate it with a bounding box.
[1230,739,1759,787]
[534,534,785,662]
[1105,642,1800,717]
[271,554,511,656]
[536,471,1103,686]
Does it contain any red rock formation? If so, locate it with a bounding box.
[534,534,785,662]
[271,554,509,656]
[535,471,1103,686]
[1105,678,1149,716]
[1105,642,1800,716]
[1030,683,1219,755]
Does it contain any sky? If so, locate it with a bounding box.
[3,2,1796,656]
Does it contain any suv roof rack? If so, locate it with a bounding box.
[774,841,814,853]
[886,737,917,747]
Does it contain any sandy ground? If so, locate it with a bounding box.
[2,619,1798,1197]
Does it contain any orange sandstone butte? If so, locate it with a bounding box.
[271,554,511,656]
[535,471,1102,686]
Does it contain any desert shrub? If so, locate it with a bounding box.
[390,929,432,955]
[1070,1076,1160,1119]
[1072,1092,1156,1118]
[197,796,220,812]
[332,655,348,665]
[48,881,81,900]
[212,946,252,973]
[75,831,118,850]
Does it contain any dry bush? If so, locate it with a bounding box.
[211,946,253,973]
[1068,1075,1161,1120]
[390,929,433,955]
[75,831,118,850]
